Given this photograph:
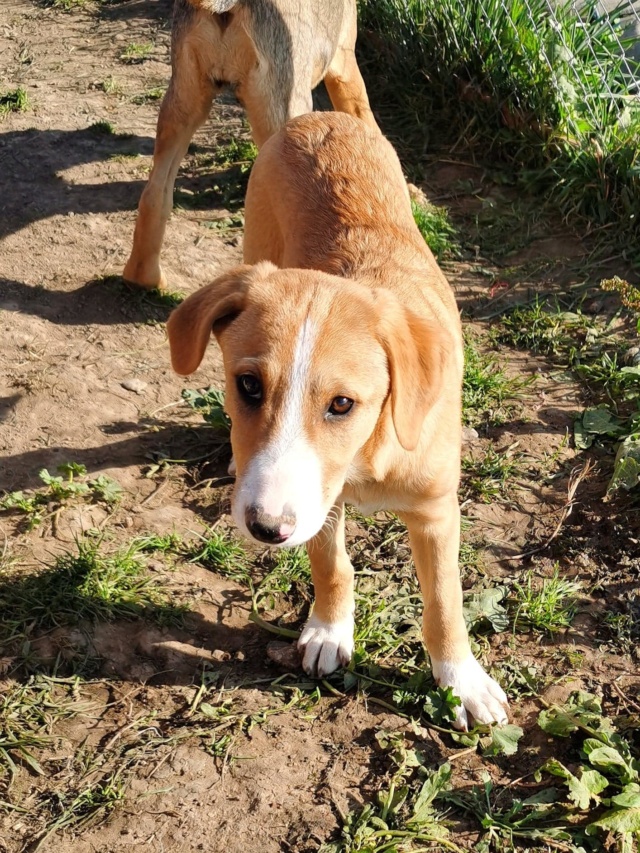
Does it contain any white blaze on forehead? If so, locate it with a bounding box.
[232,317,328,546]
[270,316,318,456]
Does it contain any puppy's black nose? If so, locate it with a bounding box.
[245,505,296,544]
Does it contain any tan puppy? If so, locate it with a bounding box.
[123,0,377,291]
[166,113,509,729]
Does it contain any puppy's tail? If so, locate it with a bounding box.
[185,0,238,11]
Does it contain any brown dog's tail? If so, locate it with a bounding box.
[185,0,238,11]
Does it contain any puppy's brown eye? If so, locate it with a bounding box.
[328,396,354,416]
[237,373,262,403]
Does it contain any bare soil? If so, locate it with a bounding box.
[0,2,638,852]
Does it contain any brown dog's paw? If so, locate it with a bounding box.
[431,654,509,731]
[297,613,354,678]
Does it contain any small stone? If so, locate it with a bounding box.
[462,426,479,443]
[121,378,147,394]
[624,345,640,366]
[266,641,301,671]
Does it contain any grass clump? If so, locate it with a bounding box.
[0,87,28,117]
[176,138,257,213]
[462,336,523,428]
[188,528,248,582]
[358,0,640,253]
[119,42,153,64]
[511,566,581,633]
[0,539,184,649]
[462,446,523,502]
[411,198,458,261]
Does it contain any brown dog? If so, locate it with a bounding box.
[123,0,377,291]
[166,113,509,729]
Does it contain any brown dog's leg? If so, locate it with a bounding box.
[298,504,355,677]
[402,493,509,730]
[123,72,218,290]
[324,50,378,131]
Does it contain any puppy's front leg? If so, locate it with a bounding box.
[402,493,509,730]
[298,503,355,677]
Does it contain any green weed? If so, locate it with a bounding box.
[182,387,230,432]
[462,337,523,428]
[175,138,257,212]
[0,464,122,529]
[411,199,458,261]
[119,42,153,64]
[99,76,122,96]
[41,0,86,9]
[130,86,165,105]
[88,120,115,136]
[0,88,29,117]
[511,566,581,633]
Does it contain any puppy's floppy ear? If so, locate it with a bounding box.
[167,262,275,375]
[375,291,453,452]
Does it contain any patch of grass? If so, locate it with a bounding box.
[462,337,524,428]
[0,676,87,785]
[130,86,165,105]
[411,198,458,261]
[498,295,640,494]
[511,565,581,633]
[462,446,523,502]
[88,120,115,136]
[496,298,599,357]
[0,538,184,650]
[358,0,640,255]
[212,138,258,168]
[188,528,248,582]
[39,0,86,9]
[175,138,258,212]
[254,547,311,609]
[0,87,28,118]
[119,42,153,64]
[98,76,122,96]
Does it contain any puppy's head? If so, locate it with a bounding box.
[167,263,449,546]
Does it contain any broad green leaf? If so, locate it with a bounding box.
[463,586,509,633]
[538,707,578,737]
[482,723,523,757]
[409,763,452,825]
[582,407,620,434]
[591,807,640,833]
[422,686,461,725]
[584,744,636,782]
[611,784,640,809]
[608,434,640,493]
[544,759,608,809]
[574,417,593,450]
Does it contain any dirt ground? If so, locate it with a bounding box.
[0,1,639,852]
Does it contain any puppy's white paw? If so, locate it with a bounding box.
[298,613,354,677]
[227,456,237,477]
[431,654,509,731]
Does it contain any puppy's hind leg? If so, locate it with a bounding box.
[324,49,378,131]
[402,493,509,730]
[323,3,378,131]
[123,58,218,290]
[298,504,355,678]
